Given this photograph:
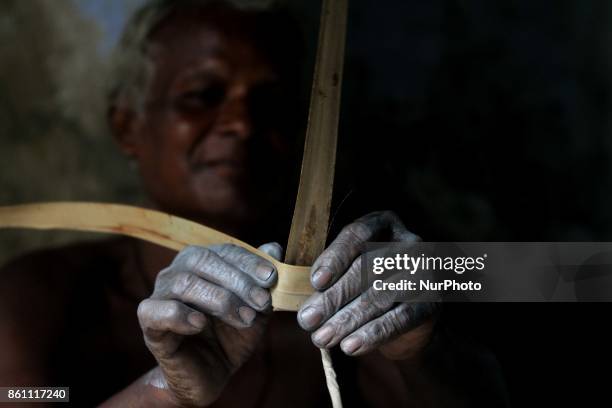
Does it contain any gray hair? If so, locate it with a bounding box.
[107,0,279,113]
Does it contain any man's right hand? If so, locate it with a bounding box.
[136,243,281,407]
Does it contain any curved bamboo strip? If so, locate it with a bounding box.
[0,202,313,311]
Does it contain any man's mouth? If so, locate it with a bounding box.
[193,159,247,179]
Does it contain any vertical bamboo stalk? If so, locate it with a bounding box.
[284,0,349,407]
[285,0,348,266]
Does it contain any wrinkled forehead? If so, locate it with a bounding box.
[147,7,273,77]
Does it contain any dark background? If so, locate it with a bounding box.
[3,0,612,406]
[333,2,612,406]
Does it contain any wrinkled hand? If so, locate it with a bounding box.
[298,211,438,360]
[137,243,281,407]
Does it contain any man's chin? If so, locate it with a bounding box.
[191,190,252,222]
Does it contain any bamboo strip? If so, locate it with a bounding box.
[0,202,313,311]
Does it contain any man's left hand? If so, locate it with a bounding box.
[297,211,438,360]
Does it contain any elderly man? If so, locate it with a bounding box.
[0,0,506,407]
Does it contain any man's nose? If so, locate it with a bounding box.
[215,91,253,140]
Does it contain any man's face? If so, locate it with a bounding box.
[116,11,294,225]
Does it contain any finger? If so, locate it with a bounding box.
[298,256,364,331]
[299,261,414,333]
[311,211,419,290]
[207,244,279,287]
[258,242,283,261]
[138,298,207,335]
[339,302,437,356]
[137,298,207,358]
[307,279,398,348]
[172,246,272,311]
[154,271,258,328]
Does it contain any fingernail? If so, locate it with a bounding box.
[238,306,256,324]
[187,312,206,329]
[312,267,332,288]
[250,286,271,308]
[256,264,274,281]
[342,336,363,355]
[313,325,335,348]
[299,306,323,328]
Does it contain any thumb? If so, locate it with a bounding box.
[258,242,284,261]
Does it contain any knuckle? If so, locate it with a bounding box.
[364,287,394,310]
[180,245,210,270]
[335,309,356,327]
[226,243,255,265]
[318,243,354,275]
[137,299,152,321]
[321,288,342,315]
[234,277,252,297]
[335,241,355,260]
[361,288,377,305]
[170,272,198,297]
[241,253,260,273]
[323,270,357,312]
[301,292,322,315]
[215,290,234,314]
[153,267,174,290]
[366,320,389,341]
[361,287,378,304]
[176,245,198,262]
[317,250,341,272]
[156,266,172,278]
[217,243,239,258]
[164,300,182,320]
[238,250,262,277]
[342,222,371,243]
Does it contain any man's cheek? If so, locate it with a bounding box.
[173,120,200,142]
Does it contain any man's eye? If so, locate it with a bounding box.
[178,85,225,110]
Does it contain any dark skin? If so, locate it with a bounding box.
[0,8,506,408]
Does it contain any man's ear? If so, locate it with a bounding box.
[108,104,142,158]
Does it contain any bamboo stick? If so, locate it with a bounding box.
[284,0,349,407]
